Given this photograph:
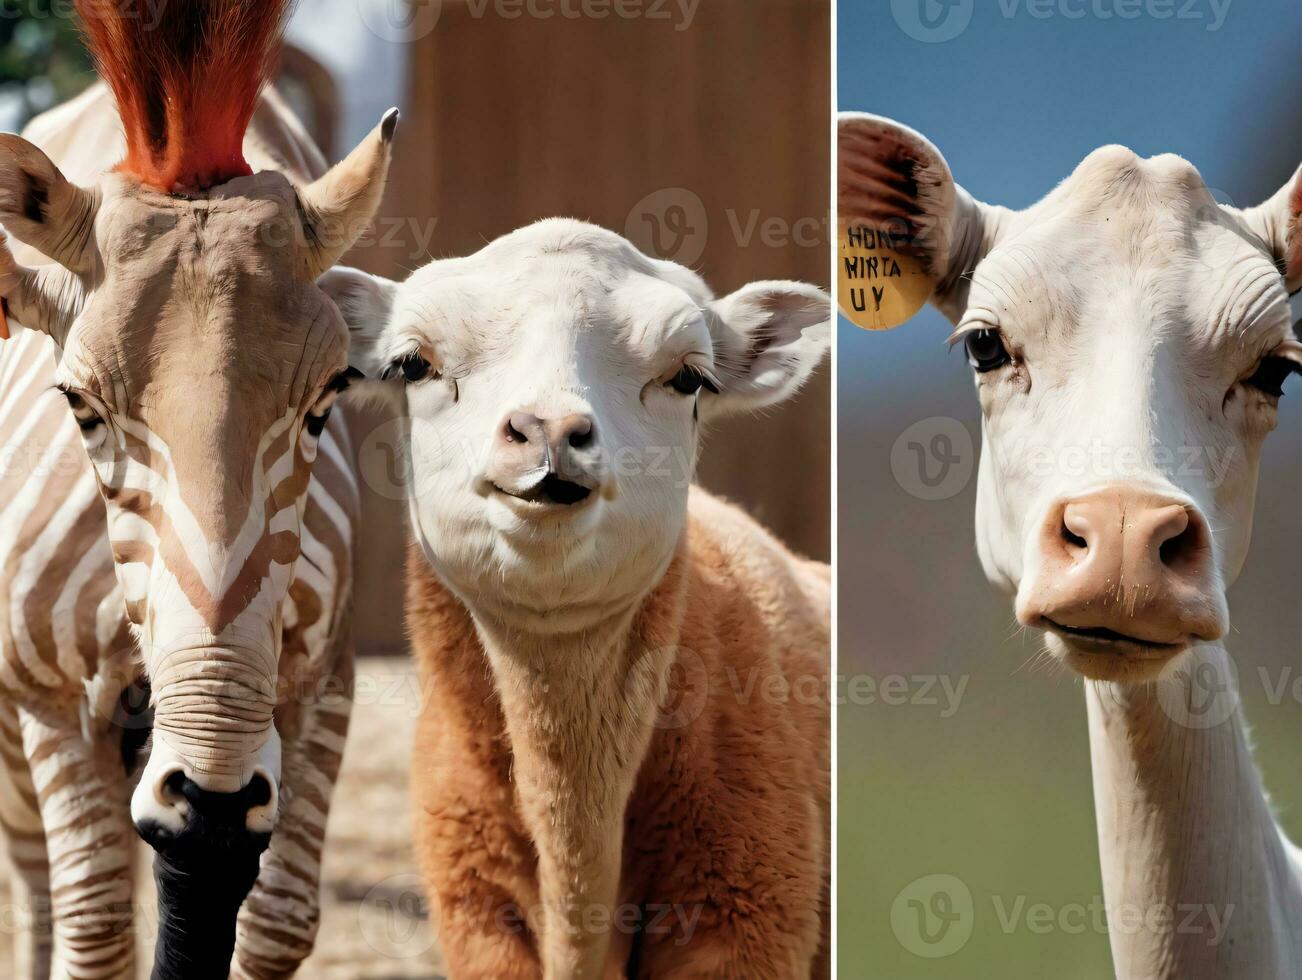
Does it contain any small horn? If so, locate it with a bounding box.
[298,108,398,280]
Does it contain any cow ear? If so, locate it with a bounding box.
[838,112,1010,323]
[317,266,399,379]
[702,280,829,418]
[1238,166,1302,294]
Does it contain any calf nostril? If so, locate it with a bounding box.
[567,418,594,449]
[504,418,529,444]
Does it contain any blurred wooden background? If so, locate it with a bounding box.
[338,0,830,655]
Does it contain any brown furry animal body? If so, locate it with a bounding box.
[407,488,830,978]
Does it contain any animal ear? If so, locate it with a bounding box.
[1239,167,1302,293]
[298,109,398,280]
[838,112,1010,324]
[0,134,98,274]
[702,280,829,417]
[318,265,399,379]
[0,235,86,346]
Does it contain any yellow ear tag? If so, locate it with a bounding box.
[837,219,935,331]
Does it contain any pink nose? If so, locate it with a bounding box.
[1017,488,1226,646]
[502,411,594,458]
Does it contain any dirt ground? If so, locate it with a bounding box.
[0,656,446,979]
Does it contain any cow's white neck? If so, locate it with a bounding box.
[1086,642,1302,977]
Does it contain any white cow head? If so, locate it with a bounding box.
[323,219,828,630]
[841,113,1302,683]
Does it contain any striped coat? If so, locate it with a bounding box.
[0,82,359,979]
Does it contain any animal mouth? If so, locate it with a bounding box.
[1042,618,1185,653]
[493,473,593,507]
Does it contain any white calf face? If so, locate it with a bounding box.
[841,115,1302,681]
[324,219,828,628]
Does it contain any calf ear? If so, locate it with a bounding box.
[1239,168,1302,293]
[838,112,1009,324]
[703,280,829,417]
[317,266,399,379]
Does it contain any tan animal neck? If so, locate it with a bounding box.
[1086,642,1302,977]
[469,541,689,978]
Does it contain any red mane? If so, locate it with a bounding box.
[76,0,293,192]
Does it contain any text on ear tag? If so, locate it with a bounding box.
[837,220,934,331]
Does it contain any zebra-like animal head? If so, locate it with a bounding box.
[0,1,392,846]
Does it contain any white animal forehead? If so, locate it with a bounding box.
[409,218,712,302]
[977,145,1277,290]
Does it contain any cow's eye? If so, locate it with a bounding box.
[382,351,433,384]
[1244,355,1297,398]
[964,329,1010,373]
[666,364,719,396]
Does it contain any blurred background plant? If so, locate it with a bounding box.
[0,1,93,130]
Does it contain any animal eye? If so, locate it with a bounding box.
[1244,355,1298,398]
[61,389,104,431]
[305,409,331,438]
[667,365,718,396]
[382,351,433,384]
[964,329,1011,373]
[305,370,355,438]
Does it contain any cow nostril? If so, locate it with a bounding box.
[1159,520,1199,570]
[1061,524,1087,551]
